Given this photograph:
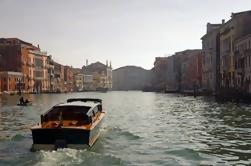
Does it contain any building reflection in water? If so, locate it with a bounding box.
[198,101,251,164]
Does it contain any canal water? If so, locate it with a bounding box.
[0,91,250,166]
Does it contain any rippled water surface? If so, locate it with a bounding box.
[0,91,251,166]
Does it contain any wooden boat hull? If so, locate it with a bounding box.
[31,119,103,151]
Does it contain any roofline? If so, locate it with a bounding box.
[0,38,33,46]
[219,10,251,29]
[113,65,148,71]
[201,27,221,40]
[56,102,100,108]
[232,10,251,17]
[235,34,251,44]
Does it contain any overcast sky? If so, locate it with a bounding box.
[0,0,251,69]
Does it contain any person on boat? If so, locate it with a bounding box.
[19,97,24,105]
[58,111,63,127]
[25,99,30,104]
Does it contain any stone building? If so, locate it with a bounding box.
[112,66,152,91]
[47,56,55,92]
[82,61,112,90]
[83,74,94,91]
[0,71,24,93]
[220,11,251,89]
[0,38,32,92]
[29,49,49,93]
[166,56,177,91]
[201,22,222,94]
[74,73,84,91]
[0,38,49,93]
[64,66,74,92]
[152,57,168,91]
[175,49,202,91]
[234,34,251,93]
[53,62,65,92]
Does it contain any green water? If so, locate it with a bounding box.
[0,91,250,165]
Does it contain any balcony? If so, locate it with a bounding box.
[236,68,244,75]
[244,49,251,54]
[27,62,35,67]
[35,77,43,80]
[234,50,239,55]
[29,50,47,56]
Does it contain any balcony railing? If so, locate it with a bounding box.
[29,50,47,56]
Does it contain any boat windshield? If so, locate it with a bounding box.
[43,106,91,121]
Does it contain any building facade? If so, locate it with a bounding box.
[0,38,33,92]
[82,61,112,90]
[0,38,49,93]
[166,56,177,91]
[54,62,65,92]
[47,56,55,92]
[64,66,74,92]
[29,49,49,93]
[177,50,203,91]
[0,71,24,93]
[74,73,84,91]
[201,23,222,94]
[220,11,251,89]
[112,66,152,91]
[83,74,94,91]
[152,57,168,91]
[234,34,251,93]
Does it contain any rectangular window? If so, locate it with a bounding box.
[35,58,43,67]
[249,56,251,67]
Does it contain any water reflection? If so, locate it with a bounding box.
[197,102,251,165]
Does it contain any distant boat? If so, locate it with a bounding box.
[165,89,178,93]
[10,92,15,96]
[96,87,108,92]
[17,101,32,106]
[31,98,106,151]
[3,91,9,95]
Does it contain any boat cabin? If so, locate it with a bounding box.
[40,98,103,128]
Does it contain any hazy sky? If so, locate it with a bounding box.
[0,0,251,69]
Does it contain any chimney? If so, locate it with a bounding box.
[110,61,112,68]
[206,22,211,33]
[231,12,234,18]
[222,19,225,24]
[86,59,88,66]
[37,44,40,49]
[106,60,108,66]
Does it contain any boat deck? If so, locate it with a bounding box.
[32,112,105,131]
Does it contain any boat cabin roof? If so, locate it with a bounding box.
[42,98,102,117]
[57,101,99,108]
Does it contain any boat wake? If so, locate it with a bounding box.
[34,148,123,166]
[103,126,142,140]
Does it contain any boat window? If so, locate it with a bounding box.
[43,106,91,121]
[93,106,98,114]
[98,105,102,112]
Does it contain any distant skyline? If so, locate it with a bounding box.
[1,0,251,69]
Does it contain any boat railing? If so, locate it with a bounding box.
[67,98,102,103]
